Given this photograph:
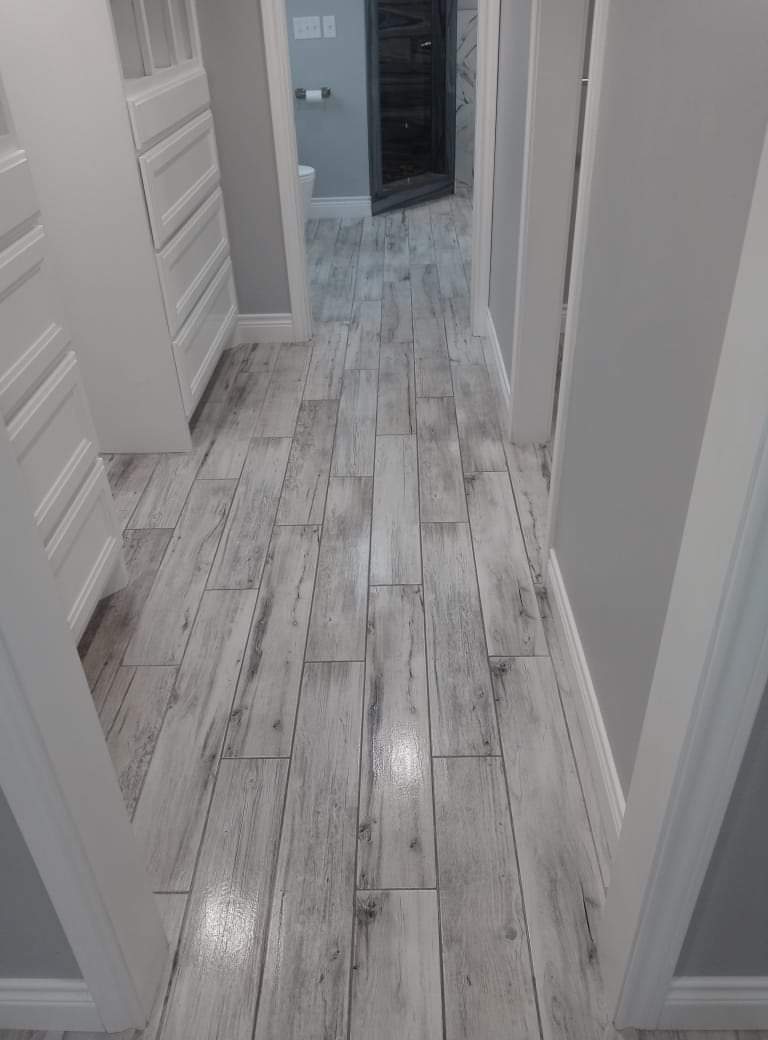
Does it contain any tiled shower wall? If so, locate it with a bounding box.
[456,10,477,195]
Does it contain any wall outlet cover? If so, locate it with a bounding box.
[293,15,322,39]
[322,14,336,37]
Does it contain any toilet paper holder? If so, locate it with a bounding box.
[294,87,332,100]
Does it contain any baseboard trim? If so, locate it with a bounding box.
[235,313,302,345]
[0,978,102,1031]
[309,195,372,219]
[660,976,768,1029]
[547,549,625,851]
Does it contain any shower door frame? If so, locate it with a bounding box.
[366,0,458,214]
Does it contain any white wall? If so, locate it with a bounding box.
[551,0,768,791]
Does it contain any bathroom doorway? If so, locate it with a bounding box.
[366,0,458,214]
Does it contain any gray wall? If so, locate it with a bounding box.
[0,788,80,979]
[678,681,768,975]
[287,0,369,198]
[197,0,291,314]
[487,0,531,372]
[551,0,768,791]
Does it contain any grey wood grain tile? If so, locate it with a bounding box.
[492,656,608,1040]
[97,663,136,737]
[205,343,254,403]
[224,524,319,757]
[345,299,382,369]
[125,480,235,665]
[452,363,506,472]
[207,438,291,590]
[318,262,357,321]
[444,296,485,365]
[358,585,434,888]
[434,756,539,1040]
[356,217,385,301]
[242,342,282,376]
[160,759,287,1040]
[413,315,449,360]
[307,217,341,288]
[132,589,257,891]
[105,665,177,817]
[381,282,413,344]
[276,399,338,524]
[465,471,547,655]
[305,217,319,242]
[407,207,435,265]
[254,662,364,1040]
[384,210,410,284]
[415,357,453,397]
[253,344,310,437]
[410,264,442,320]
[437,252,469,299]
[377,345,415,436]
[306,477,372,661]
[430,209,460,254]
[304,321,349,400]
[451,195,473,258]
[331,369,378,477]
[350,890,442,1040]
[105,453,160,529]
[505,441,550,584]
[422,522,499,754]
[416,397,467,522]
[334,216,364,263]
[370,435,420,585]
[80,529,172,709]
[196,374,272,479]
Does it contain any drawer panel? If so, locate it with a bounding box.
[139,110,220,249]
[172,257,237,415]
[47,459,122,641]
[0,148,38,242]
[157,187,229,335]
[8,351,98,543]
[127,65,211,153]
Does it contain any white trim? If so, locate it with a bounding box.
[483,307,511,419]
[309,195,372,219]
[235,313,299,345]
[547,548,625,851]
[598,119,768,1029]
[660,977,768,1030]
[0,978,101,1031]
[469,0,501,337]
[259,0,312,342]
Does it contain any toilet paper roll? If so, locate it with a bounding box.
[305,89,324,103]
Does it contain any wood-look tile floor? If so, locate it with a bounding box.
[3,195,740,1040]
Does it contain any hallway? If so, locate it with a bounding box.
[76,196,606,1040]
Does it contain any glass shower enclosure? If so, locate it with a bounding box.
[366,0,457,214]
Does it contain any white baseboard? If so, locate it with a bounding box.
[0,978,101,1031]
[484,307,511,414]
[660,976,768,1029]
[235,313,302,345]
[309,195,372,219]
[547,549,625,851]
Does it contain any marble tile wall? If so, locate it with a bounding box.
[456,10,477,196]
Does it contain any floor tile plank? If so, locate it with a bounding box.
[276,399,338,525]
[416,397,467,523]
[318,262,357,321]
[334,216,364,263]
[451,363,506,472]
[357,217,386,301]
[197,373,273,479]
[410,264,442,321]
[505,441,550,584]
[331,369,378,477]
[252,344,310,437]
[224,525,319,757]
[422,522,499,754]
[437,253,469,299]
[370,435,420,585]
[382,282,414,344]
[434,756,539,1040]
[415,357,453,397]
[377,344,415,436]
[254,662,363,1040]
[493,656,608,1040]
[125,480,235,666]
[384,210,410,284]
[346,299,382,370]
[105,453,160,529]
[413,315,449,360]
[132,589,257,890]
[358,585,435,888]
[207,438,291,590]
[304,322,349,400]
[444,296,485,365]
[306,476,373,661]
[160,759,287,1040]
[350,890,442,1040]
[465,471,547,655]
[407,207,436,265]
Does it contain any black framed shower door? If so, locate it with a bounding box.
[366,0,457,214]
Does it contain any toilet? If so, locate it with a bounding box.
[298,164,315,223]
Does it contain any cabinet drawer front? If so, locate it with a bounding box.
[0,148,37,241]
[139,110,220,249]
[9,351,98,542]
[47,459,122,641]
[157,187,229,334]
[172,258,237,415]
[127,65,211,153]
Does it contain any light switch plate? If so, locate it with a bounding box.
[293,15,321,39]
[322,14,336,37]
